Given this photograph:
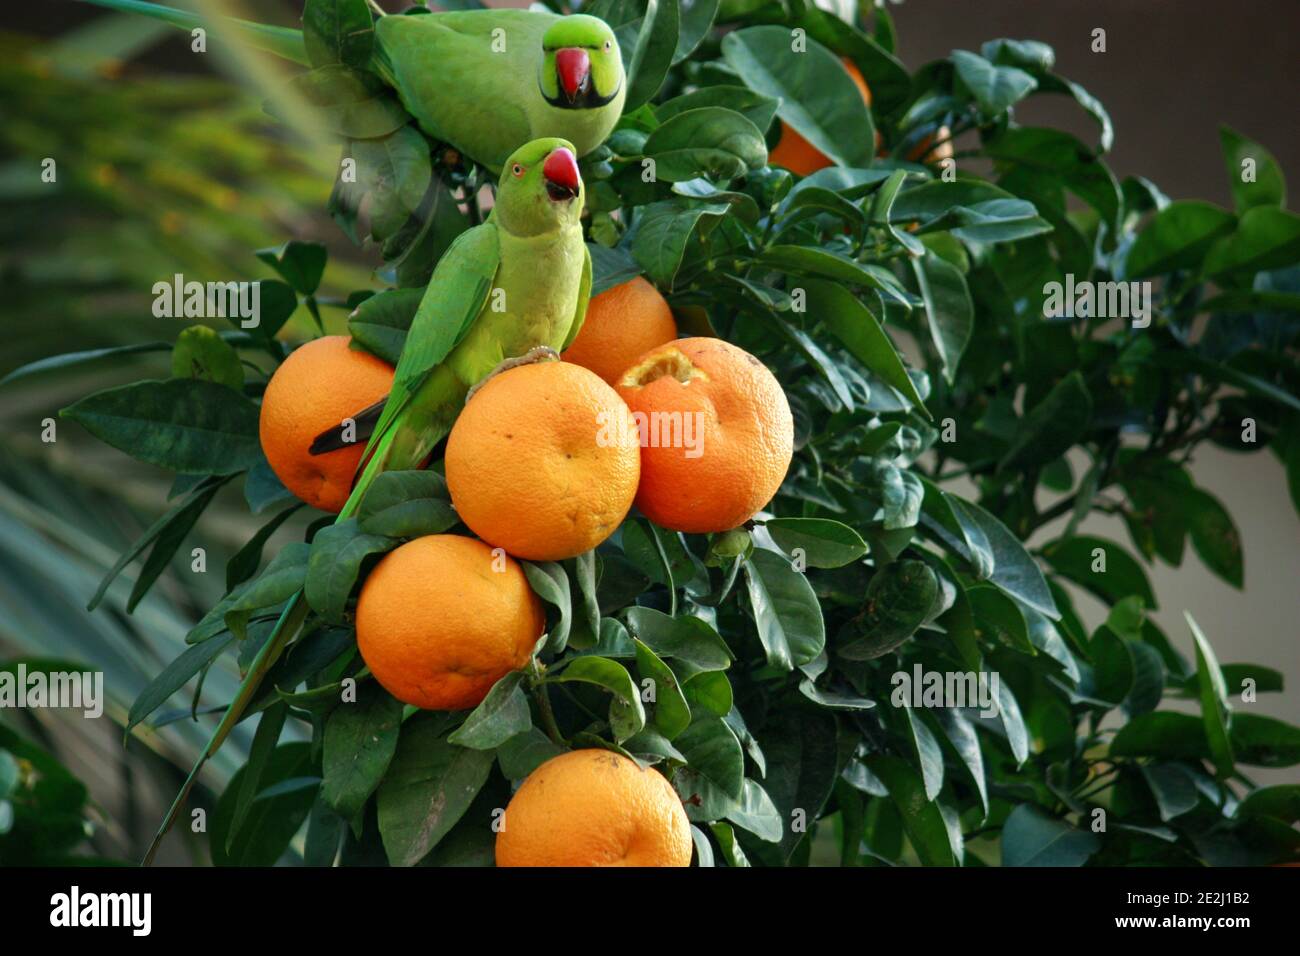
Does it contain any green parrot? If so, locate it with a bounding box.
[374,11,626,171]
[316,135,593,518]
[78,1,625,171]
[139,138,589,862]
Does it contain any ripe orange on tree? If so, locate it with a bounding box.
[355,534,545,711]
[495,749,692,867]
[445,360,640,561]
[561,276,678,385]
[615,337,793,534]
[768,59,878,176]
[258,335,394,513]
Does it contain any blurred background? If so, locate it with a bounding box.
[0,0,1295,863]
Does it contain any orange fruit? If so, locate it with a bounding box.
[561,276,678,385]
[445,361,640,561]
[258,335,394,513]
[495,749,692,867]
[355,534,544,710]
[615,337,793,534]
[769,59,877,176]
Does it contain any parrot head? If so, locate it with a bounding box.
[494,137,584,236]
[539,15,623,110]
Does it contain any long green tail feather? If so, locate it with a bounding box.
[142,590,309,865]
[75,0,309,65]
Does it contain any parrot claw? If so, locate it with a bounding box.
[466,346,560,402]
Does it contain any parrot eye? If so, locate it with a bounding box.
[603,40,612,52]
[512,164,525,178]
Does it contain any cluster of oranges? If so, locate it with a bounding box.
[256,276,793,865]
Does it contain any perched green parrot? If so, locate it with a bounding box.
[139,138,590,862]
[314,135,593,519]
[374,11,626,171]
[78,2,626,171]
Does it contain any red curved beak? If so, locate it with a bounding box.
[543,147,580,199]
[555,47,591,102]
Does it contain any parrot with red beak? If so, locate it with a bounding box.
[375,11,626,172]
[310,137,592,509]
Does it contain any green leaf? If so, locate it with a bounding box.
[802,278,929,417]
[87,477,225,612]
[211,742,317,867]
[126,633,235,734]
[912,252,973,385]
[760,709,840,861]
[864,755,957,866]
[1140,763,1200,822]
[950,497,1057,619]
[1238,785,1300,824]
[350,127,432,243]
[967,583,1035,656]
[587,243,642,297]
[1000,804,1099,867]
[951,50,1037,116]
[0,341,171,387]
[347,288,422,365]
[171,326,244,390]
[724,779,782,842]
[1186,613,1234,777]
[619,0,680,111]
[226,503,304,592]
[633,639,691,740]
[447,672,532,750]
[983,127,1121,230]
[523,561,572,653]
[305,520,394,623]
[1000,372,1092,470]
[549,656,646,742]
[126,479,226,613]
[1219,125,1286,213]
[760,246,910,303]
[302,0,373,69]
[1043,535,1156,608]
[936,708,988,818]
[321,681,403,821]
[62,378,261,475]
[1178,486,1243,587]
[839,560,938,660]
[764,518,868,569]
[1111,712,1210,761]
[1204,206,1300,279]
[279,67,410,140]
[245,459,296,515]
[497,728,565,780]
[673,0,718,63]
[1124,200,1236,279]
[642,107,767,182]
[630,199,729,287]
[742,548,826,671]
[255,239,328,296]
[356,470,456,538]
[710,822,750,866]
[656,85,779,134]
[376,714,494,867]
[723,26,875,168]
[1231,714,1300,767]
[675,717,743,800]
[622,607,732,671]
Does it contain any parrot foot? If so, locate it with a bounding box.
[466,346,561,402]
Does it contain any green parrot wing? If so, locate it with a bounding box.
[362,222,500,455]
[560,244,594,352]
[374,12,551,170]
